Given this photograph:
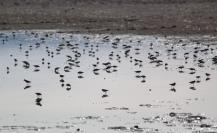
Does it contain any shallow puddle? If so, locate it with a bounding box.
[0,30,217,132]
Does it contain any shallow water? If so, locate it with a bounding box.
[0,30,217,133]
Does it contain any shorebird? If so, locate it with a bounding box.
[135,75,141,78]
[64,66,71,72]
[189,71,196,75]
[170,82,176,87]
[102,62,111,66]
[196,76,201,83]
[78,71,84,74]
[60,79,65,83]
[66,83,71,91]
[169,82,176,92]
[35,97,42,106]
[14,58,18,62]
[189,80,196,86]
[93,68,100,72]
[102,89,108,94]
[140,75,146,79]
[169,112,176,117]
[205,77,210,81]
[54,67,60,74]
[24,79,31,84]
[6,67,10,73]
[205,73,211,77]
[188,68,196,71]
[178,65,184,70]
[134,70,141,74]
[22,61,30,68]
[61,84,64,87]
[35,92,42,96]
[33,65,40,68]
[102,94,108,98]
[196,76,201,79]
[24,85,31,89]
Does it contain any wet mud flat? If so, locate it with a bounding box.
[1,0,217,35]
[0,30,217,132]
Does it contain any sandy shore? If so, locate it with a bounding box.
[1,0,217,35]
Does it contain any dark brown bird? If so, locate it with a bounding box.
[102,89,108,94]
[205,73,211,77]
[170,82,176,87]
[66,84,71,91]
[189,80,196,85]
[35,93,42,96]
[24,85,31,89]
[24,79,31,84]
[54,67,60,74]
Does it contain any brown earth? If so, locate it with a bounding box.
[0,0,217,35]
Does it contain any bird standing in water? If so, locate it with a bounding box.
[169,82,176,92]
[102,89,108,94]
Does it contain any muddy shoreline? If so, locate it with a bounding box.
[0,0,217,35]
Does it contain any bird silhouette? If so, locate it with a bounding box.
[24,79,31,84]
[54,67,60,74]
[35,93,42,96]
[170,82,176,87]
[102,89,108,94]
[66,84,71,91]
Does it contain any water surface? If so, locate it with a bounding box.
[0,31,217,133]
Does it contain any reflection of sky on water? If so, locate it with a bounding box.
[0,30,217,132]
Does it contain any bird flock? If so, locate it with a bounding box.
[0,31,217,107]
